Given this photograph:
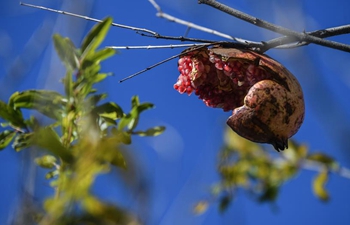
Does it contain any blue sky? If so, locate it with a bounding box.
[1,0,350,224]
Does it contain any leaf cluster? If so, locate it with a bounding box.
[195,128,340,214]
[0,18,164,224]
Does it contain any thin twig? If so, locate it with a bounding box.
[139,33,223,44]
[119,43,215,83]
[149,0,235,40]
[118,54,178,83]
[148,0,262,47]
[20,2,157,36]
[198,0,350,53]
[20,2,230,45]
[118,40,257,82]
[107,43,211,50]
[263,24,350,51]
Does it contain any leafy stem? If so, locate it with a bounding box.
[0,17,165,224]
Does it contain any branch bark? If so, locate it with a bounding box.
[149,0,254,45]
[263,24,350,51]
[198,0,350,53]
[21,1,350,53]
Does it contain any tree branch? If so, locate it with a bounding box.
[149,0,236,41]
[198,0,350,53]
[118,43,221,83]
[19,2,158,36]
[107,43,211,50]
[21,1,350,53]
[262,24,350,51]
[139,33,222,44]
[20,2,229,45]
[20,2,157,36]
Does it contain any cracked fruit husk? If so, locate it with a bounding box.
[174,46,305,151]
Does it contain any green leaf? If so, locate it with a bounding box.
[111,153,126,169]
[104,148,126,169]
[80,59,100,75]
[100,116,117,128]
[0,122,10,127]
[307,153,337,168]
[133,126,165,137]
[9,90,66,120]
[290,140,308,158]
[81,17,112,58]
[117,114,133,131]
[313,170,329,201]
[283,140,308,163]
[76,68,110,96]
[53,34,79,70]
[91,73,109,84]
[45,170,59,179]
[96,134,128,169]
[259,185,279,202]
[0,100,26,128]
[92,102,124,120]
[25,116,40,131]
[76,82,93,99]
[63,70,73,99]
[87,94,107,107]
[0,130,16,150]
[83,196,130,222]
[118,97,154,131]
[111,128,131,145]
[131,96,140,108]
[90,48,116,63]
[12,132,33,151]
[137,102,154,113]
[30,127,73,163]
[35,155,57,169]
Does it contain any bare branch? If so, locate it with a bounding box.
[149,0,235,40]
[263,24,350,51]
[198,0,350,53]
[20,1,350,53]
[148,0,265,48]
[107,43,211,50]
[118,40,263,83]
[118,43,217,83]
[20,2,240,45]
[139,33,222,44]
[20,2,158,36]
[118,54,179,83]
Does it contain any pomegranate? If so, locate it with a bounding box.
[174,46,305,151]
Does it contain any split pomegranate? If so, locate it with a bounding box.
[174,46,305,151]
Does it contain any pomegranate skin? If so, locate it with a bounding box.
[220,48,304,151]
[175,46,305,151]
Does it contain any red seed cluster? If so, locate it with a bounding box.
[174,48,271,111]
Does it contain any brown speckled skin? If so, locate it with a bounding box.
[217,48,305,151]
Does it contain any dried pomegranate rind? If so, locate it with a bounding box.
[174,46,305,151]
